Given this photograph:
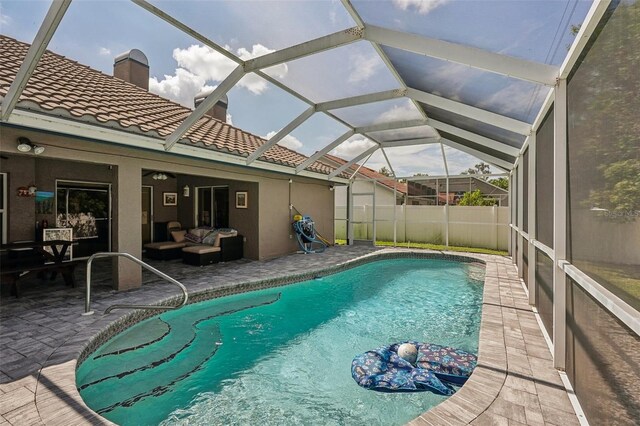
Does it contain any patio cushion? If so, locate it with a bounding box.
[167,221,181,232]
[144,242,186,250]
[182,245,221,255]
[214,230,238,247]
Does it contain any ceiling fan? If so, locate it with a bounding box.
[143,171,176,180]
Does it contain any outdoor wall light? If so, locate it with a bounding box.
[329,185,335,191]
[183,185,190,197]
[17,137,45,155]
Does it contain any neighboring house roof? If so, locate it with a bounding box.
[0,36,335,176]
[322,154,408,194]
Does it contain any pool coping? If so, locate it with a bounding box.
[32,249,518,425]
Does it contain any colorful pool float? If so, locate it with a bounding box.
[351,341,477,394]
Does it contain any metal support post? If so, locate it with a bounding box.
[553,78,568,369]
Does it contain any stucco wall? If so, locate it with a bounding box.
[1,126,336,270]
[1,154,115,242]
[258,177,334,260]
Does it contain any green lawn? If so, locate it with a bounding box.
[334,239,508,256]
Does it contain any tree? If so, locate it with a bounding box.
[458,190,497,206]
[461,162,491,179]
[378,166,392,177]
[567,1,640,222]
[413,172,429,177]
[489,177,509,190]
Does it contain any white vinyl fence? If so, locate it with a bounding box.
[336,204,509,251]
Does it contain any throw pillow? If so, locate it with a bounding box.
[201,230,219,245]
[171,230,187,243]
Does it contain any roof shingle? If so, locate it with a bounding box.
[0,36,336,176]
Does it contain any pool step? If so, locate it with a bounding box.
[93,318,171,359]
[77,292,282,416]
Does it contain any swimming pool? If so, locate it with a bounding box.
[77,257,484,425]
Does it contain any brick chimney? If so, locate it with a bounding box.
[114,49,149,90]
[194,91,228,122]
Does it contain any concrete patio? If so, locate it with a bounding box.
[0,246,580,425]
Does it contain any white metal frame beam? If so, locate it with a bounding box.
[164,66,245,151]
[132,0,355,134]
[1,0,72,121]
[429,119,520,157]
[364,25,559,86]
[379,137,439,148]
[355,119,428,134]
[295,130,355,173]
[560,0,612,79]
[329,145,379,179]
[406,88,532,136]
[340,0,433,125]
[552,78,567,369]
[246,106,316,164]
[441,138,513,171]
[315,89,405,111]
[527,134,537,305]
[243,27,363,72]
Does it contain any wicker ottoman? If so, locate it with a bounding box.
[143,242,186,260]
[182,245,221,266]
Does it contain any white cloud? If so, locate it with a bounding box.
[0,12,11,26]
[173,44,237,82]
[392,0,449,15]
[477,82,542,119]
[150,42,289,106]
[226,112,233,126]
[348,53,382,83]
[374,100,423,124]
[99,47,111,56]
[330,137,376,160]
[149,68,215,108]
[266,130,303,150]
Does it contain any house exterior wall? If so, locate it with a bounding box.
[0,126,335,286]
[258,177,334,260]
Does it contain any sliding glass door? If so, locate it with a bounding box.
[56,180,111,258]
[195,186,229,228]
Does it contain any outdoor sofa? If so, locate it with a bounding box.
[143,222,243,265]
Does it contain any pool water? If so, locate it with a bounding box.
[77,258,484,425]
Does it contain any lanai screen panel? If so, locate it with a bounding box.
[380,47,549,124]
[439,132,516,165]
[419,104,526,149]
[351,0,594,65]
[263,41,400,103]
[146,0,357,51]
[535,108,554,249]
[567,0,640,311]
[535,250,554,340]
[566,278,640,425]
[329,98,423,128]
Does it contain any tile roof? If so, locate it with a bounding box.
[0,36,335,176]
[322,154,408,194]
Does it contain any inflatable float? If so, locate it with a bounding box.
[351,341,477,394]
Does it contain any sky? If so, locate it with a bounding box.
[0,0,592,176]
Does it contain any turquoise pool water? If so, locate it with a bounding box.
[77,258,484,425]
